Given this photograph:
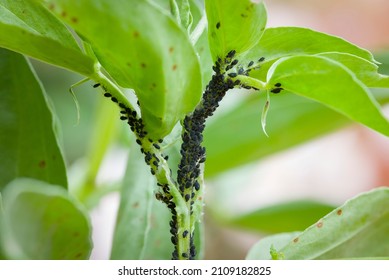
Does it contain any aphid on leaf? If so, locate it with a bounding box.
[120,116,127,121]
[248,61,254,67]
[153,143,160,149]
[216,22,221,29]
[258,57,265,62]
[183,230,189,238]
[270,88,283,94]
[104,93,112,98]
[227,50,236,58]
[275,83,282,87]
[228,72,237,78]
[111,97,118,103]
[93,83,100,88]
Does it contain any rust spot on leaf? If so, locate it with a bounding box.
[169,47,174,53]
[132,202,139,208]
[48,3,55,10]
[293,237,299,243]
[133,31,140,38]
[71,17,78,23]
[337,209,343,215]
[172,64,177,71]
[317,221,323,228]
[74,252,83,259]
[61,11,67,17]
[141,63,146,68]
[38,160,46,169]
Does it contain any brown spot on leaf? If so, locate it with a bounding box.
[73,232,80,237]
[172,64,177,71]
[38,160,46,169]
[141,63,146,68]
[132,202,139,208]
[169,47,174,53]
[317,221,323,228]
[293,237,299,243]
[74,252,83,259]
[49,4,55,10]
[127,62,132,67]
[71,17,78,23]
[61,11,67,17]
[337,209,343,215]
[133,31,140,38]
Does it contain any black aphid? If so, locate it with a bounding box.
[93,83,100,88]
[136,139,142,145]
[227,50,236,58]
[275,83,282,87]
[185,194,190,202]
[104,93,112,97]
[258,57,265,62]
[271,88,283,94]
[120,116,127,120]
[248,61,254,67]
[111,97,118,103]
[228,72,238,78]
[158,139,163,143]
[153,143,160,149]
[182,253,188,258]
[183,230,188,238]
[151,169,155,175]
[216,22,221,29]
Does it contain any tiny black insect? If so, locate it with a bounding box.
[185,194,190,202]
[164,155,169,161]
[216,22,221,29]
[120,116,127,120]
[227,50,236,58]
[151,169,155,175]
[93,83,100,88]
[158,139,163,143]
[111,97,118,103]
[153,143,160,149]
[104,93,112,97]
[136,139,142,145]
[182,253,188,258]
[258,57,265,62]
[182,230,188,238]
[228,72,237,78]
[248,61,254,67]
[119,103,126,109]
[271,88,283,94]
[171,236,178,245]
[194,181,200,191]
[275,83,282,87]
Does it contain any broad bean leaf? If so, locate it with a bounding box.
[110,140,172,260]
[273,187,389,259]
[226,200,335,234]
[1,178,92,259]
[247,27,377,81]
[47,0,202,139]
[205,0,267,61]
[203,94,349,177]
[0,48,67,191]
[0,0,94,76]
[317,52,389,88]
[267,55,389,136]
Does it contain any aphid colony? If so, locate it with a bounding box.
[92,50,269,260]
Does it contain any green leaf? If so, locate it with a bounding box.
[248,27,377,81]
[226,200,335,234]
[110,140,172,260]
[246,232,300,260]
[0,48,67,191]
[0,0,94,76]
[317,52,389,88]
[204,94,348,177]
[48,0,202,139]
[1,178,92,259]
[205,0,267,61]
[267,55,389,137]
[170,0,192,30]
[276,187,389,259]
